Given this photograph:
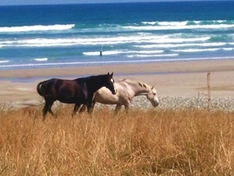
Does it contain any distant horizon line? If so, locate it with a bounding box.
[0,0,230,7]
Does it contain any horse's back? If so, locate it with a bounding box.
[94,86,117,104]
[94,82,130,104]
[37,78,58,97]
[53,79,86,102]
[38,78,82,98]
[116,81,135,98]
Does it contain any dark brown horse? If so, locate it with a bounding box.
[37,72,115,120]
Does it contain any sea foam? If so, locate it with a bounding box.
[0,24,75,33]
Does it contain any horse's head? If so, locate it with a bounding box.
[105,72,116,94]
[146,86,159,107]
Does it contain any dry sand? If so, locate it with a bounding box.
[0,59,234,108]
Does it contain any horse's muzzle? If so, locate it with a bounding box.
[112,87,117,95]
[152,97,159,107]
[112,89,117,95]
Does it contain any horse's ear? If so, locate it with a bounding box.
[108,72,113,77]
[151,86,154,89]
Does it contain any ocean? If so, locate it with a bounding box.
[0,1,234,70]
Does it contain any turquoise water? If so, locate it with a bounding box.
[0,1,234,70]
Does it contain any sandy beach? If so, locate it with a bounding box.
[0,59,234,109]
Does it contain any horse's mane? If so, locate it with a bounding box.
[117,78,151,90]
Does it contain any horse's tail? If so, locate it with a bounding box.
[37,81,45,96]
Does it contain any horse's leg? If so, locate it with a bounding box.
[42,101,49,120]
[48,101,55,117]
[115,104,122,115]
[42,99,55,120]
[79,104,86,114]
[124,104,129,114]
[88,101,96,114]
[79,101,96,115]
[72,103,81,117]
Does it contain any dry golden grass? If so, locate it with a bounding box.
[1,106,234,175]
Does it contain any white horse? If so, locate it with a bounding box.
[80,78,159,114]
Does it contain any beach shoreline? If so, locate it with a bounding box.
[1,58,234,78]
[0,59,234,109]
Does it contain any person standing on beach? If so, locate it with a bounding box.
[100,45,103,56]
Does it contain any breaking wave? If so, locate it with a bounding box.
[0,24,75,33]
